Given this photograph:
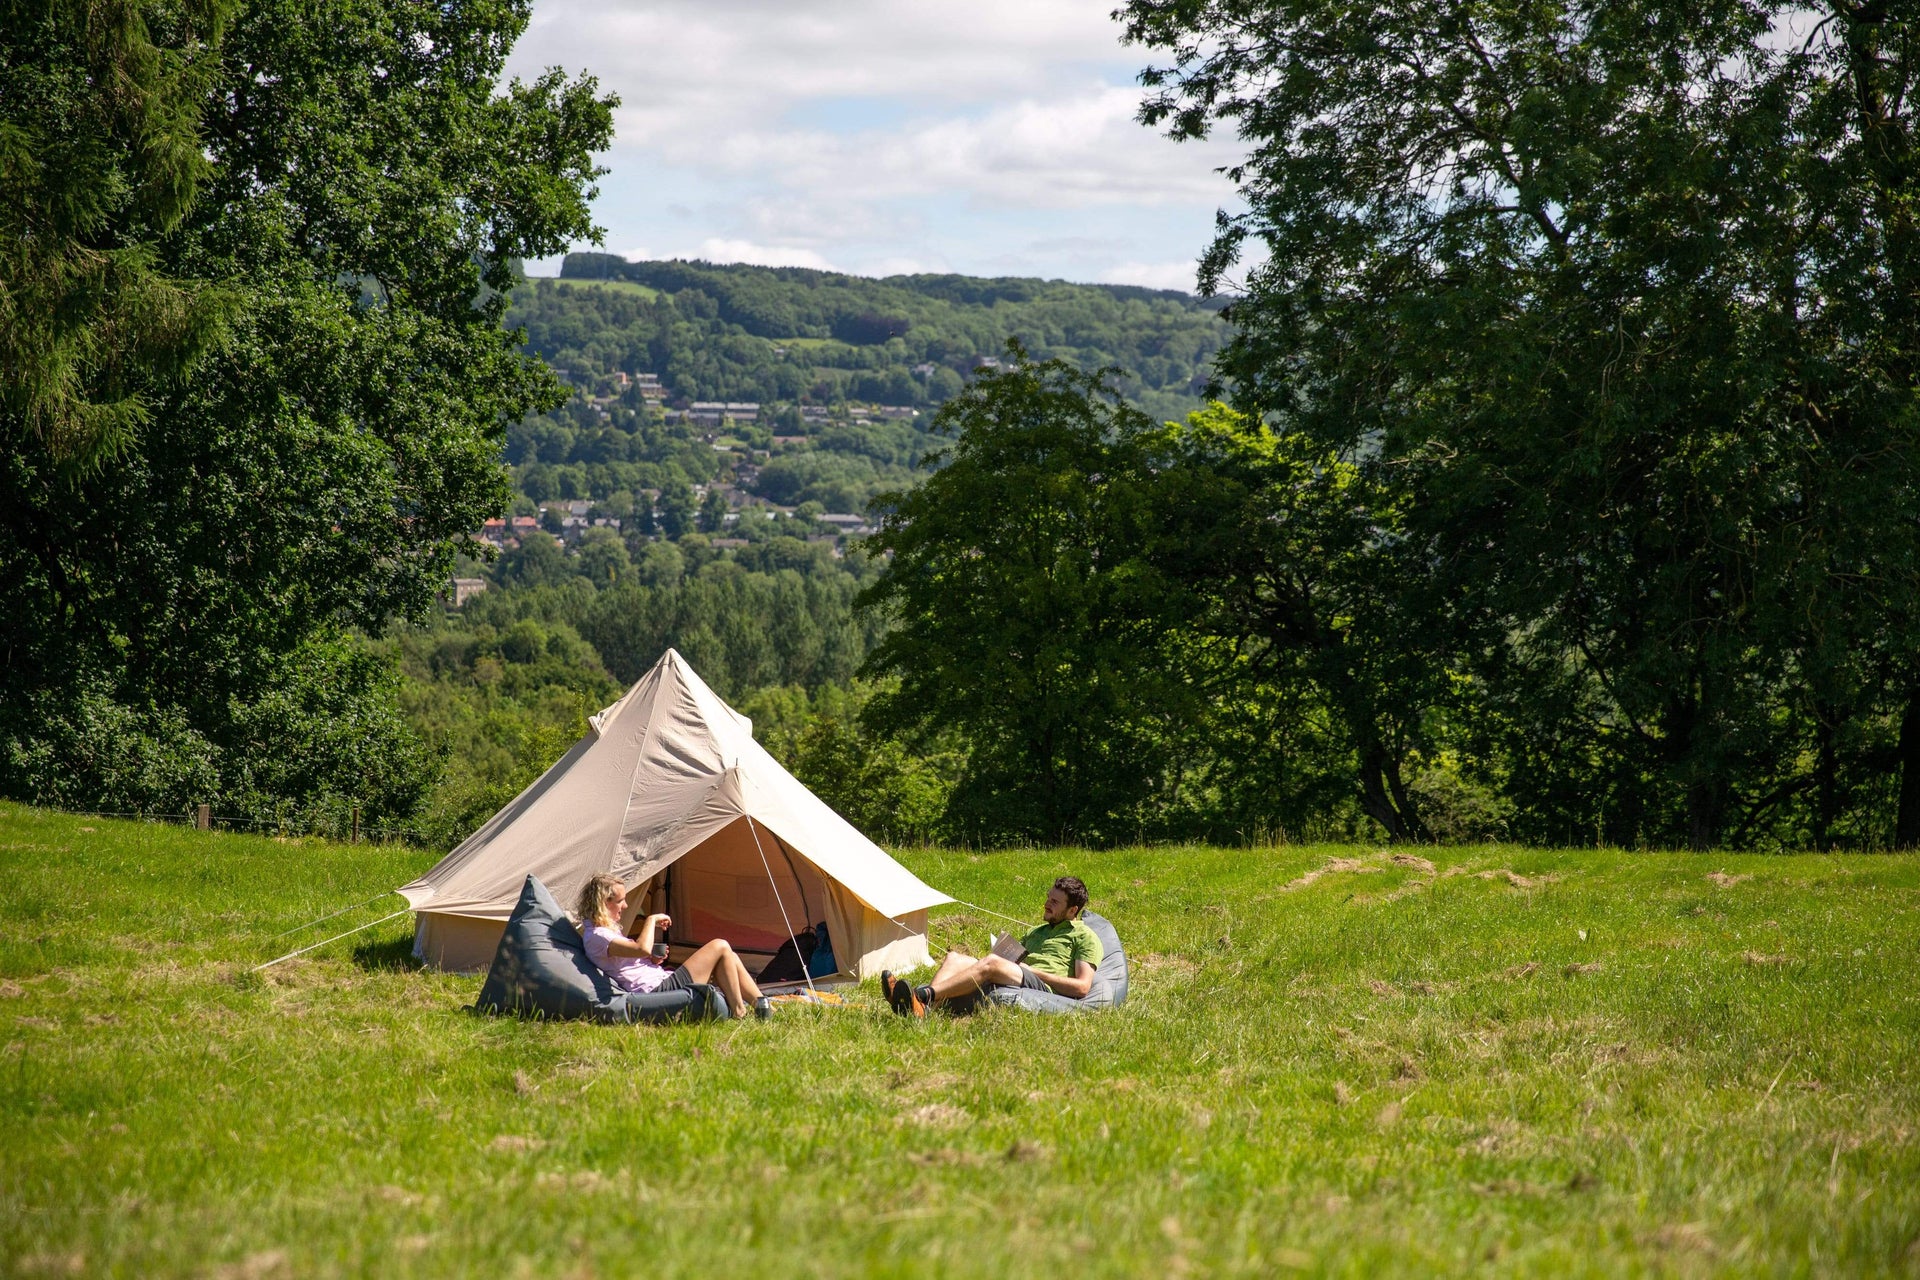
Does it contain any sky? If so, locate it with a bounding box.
[505,0,1246,291]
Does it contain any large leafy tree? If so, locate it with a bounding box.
[1141,405,1452,841]
[1,0,614,822]
[1122,0,1920,847]
[859,348,1198,845]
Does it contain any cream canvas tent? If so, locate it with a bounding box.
[399,649,949,976]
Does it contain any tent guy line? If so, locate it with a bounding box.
[941,897,1035,932]
[266,891,401,941]
[747,813,818,997]
[253,908,413,971]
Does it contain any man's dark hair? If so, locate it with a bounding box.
[1052,876,1089,914]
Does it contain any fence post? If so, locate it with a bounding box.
[196,804,210,831]
[351,805,361,845]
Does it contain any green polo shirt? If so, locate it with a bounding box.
[1020,917,1103,978]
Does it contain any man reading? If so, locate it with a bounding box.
[882,875,1102,1016]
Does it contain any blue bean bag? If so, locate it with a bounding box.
[984,911,1128,1014]
[473,875,728,1024]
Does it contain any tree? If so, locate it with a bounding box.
[0,0,615,820]
[1141,405,1451,840]
[657,480,696,539]
[858,347,1197,845]
[495,533,572,590]
[698,486,730,533]
[575,527,634,589]
[0,0,236,472]
[1123,0,1920,848]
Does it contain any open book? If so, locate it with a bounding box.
[989,931,1028,964]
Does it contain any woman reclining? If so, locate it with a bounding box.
[575,874,770,1019]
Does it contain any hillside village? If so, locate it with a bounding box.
[453,369,911,605]
[444,255,1230,602]
[478,370,907,541]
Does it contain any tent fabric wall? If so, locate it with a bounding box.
[400,649,947,979]
[408,861,937,979]
[413,912,507,973]
[824,885,932,979]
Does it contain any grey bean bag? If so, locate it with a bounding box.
[984,911,1128,1014]
[473,875,728,1024]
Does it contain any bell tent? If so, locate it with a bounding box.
[399,649,950,977]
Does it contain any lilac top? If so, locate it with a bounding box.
[581,924,671,993]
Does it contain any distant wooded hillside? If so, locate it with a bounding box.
[513,254,1228,422]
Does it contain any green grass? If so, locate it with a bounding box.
[777,336,857,353]
[3,803,1918,1277]
[548,277,661,301]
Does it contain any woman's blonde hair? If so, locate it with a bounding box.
[575,874,624,928]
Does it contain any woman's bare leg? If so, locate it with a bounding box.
[724,950,764,1005]
[677,939,750,1015]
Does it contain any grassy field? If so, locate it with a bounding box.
[2,803,1917,1278]
[547,277,662,301]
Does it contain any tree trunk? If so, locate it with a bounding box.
[1663,690,1722,850]
[1813,716,1839,854]
[1358,742,1424,843]
[1382,749,1430,843]
[1896,693,1920,849]
[1602,763,1644,849]
[1686,779,1723,852]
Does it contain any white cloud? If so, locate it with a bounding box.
[692,239,836,270]
[517,0,1126,133]
[688,86,1231,210]
[1096,260,1201,292]
[508,0,1237,283]
[713,194,923,248]
[864,255,945,277]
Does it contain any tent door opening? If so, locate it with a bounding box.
[661,815,825,960]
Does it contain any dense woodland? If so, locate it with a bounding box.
[5,0,1918,852]
[1097,0,1920,850]
[532,255,1225,421]
[1,0,612,836]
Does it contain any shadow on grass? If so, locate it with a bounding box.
[351,931,421,971]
